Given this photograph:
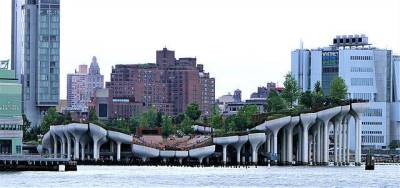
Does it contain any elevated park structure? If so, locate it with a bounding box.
[41,102,367,166]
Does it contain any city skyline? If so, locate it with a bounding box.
[1,0,400,100]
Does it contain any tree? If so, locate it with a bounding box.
[22,114,32,141]
[156,112,163,127]
[329,76,348,101]
[185,103,201,121]
[210,105,223,129]
[40,107,60,134]
[266,90,287,112]
[161,116,175,136]
[173,113,185,124]
[63,112,73,124]
[178,115,194,134]
[88,108,99,123]
[235,105,258,130]
[299,91,313,109]
[314,81,323,97]
[282,72,300,108]
[139,107,158,128]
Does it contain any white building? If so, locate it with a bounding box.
[291,35,397,149]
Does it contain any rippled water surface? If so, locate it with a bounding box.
[1,165,400,187]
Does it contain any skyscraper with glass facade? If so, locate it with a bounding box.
[12,0,60,127]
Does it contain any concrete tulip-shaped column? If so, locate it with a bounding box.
[53,125,66,158]
[232,135,248,164]
[350,103,368,166]
[50,126,58,158]
[285,116,299,165]
[266,116,291,164]
[108,130,132,161]
[332,105,350,165]
[132,144,160,162]
[89,123,107,160]
[248,133,266,164]
[175,151,189,164]
[62,126,73,159]
[67,123,88,160]
[316,107,341,165]
[79,134,91,160]
[300,113,317,165]
[189,145,215,164]
[160,150,175,163]
[213,136,239,164]
[41,132,53,157]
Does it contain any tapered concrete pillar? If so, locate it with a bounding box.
[189,145,215,164]
[62,126,73,159]
[282,129,287,163]
[265,116,291,164]
[232,135,248,164]
[341,122,346,165]
[312,130,317,164]
[108,130,132,161]
[300,113,317,165]
[89,123,107,160]
[350,103,368,166]
[50,127,59,158]
[52,125,66,158]
[333,123,337,165]
[67,123,89,160]
[332,105,350,165]
[317,107,340,165]
[79,134,91,160]
[249,133,266,164]
[286,116,299,165]
[213,136,239,165]
[345,116,350,164]
[316,123,321,164]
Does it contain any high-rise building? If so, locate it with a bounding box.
[12,0,61,127]
[67,57,104,112]
[106,48,215,118]
[291,34,396,149]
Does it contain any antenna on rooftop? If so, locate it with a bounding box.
[300,39,304,50]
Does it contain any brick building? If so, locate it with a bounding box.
[106,48,215,118]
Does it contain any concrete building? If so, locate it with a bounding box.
[106,48,215,118]
[233,89,242,102]
[66,57,104,113]
[291,34,395,149]
[12,0,61,127]
[0,68,23,155]
[250,82,283,99]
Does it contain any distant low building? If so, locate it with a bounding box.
[250,82,283,99]
[223,98,265,116]
[0,68,23,155]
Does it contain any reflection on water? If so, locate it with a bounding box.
[1,165,399,187]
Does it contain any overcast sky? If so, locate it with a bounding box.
[1,0,400,100]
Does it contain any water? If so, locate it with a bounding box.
[1,165,399,187]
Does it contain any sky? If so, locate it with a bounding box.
[1,0,400,100]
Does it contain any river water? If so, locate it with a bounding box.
[1,165,399,187]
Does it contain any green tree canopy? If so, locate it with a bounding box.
[40,107,60,134]
[282,72,300,108]
[329,76,348,101]
[210,105,223,129]
[161,116,175,136]
[299,90,313,109]
[235,105,258,130]
[88,108,99,123]
[314,81,323,97]
[266,90,287,112]
[185,103,201,121]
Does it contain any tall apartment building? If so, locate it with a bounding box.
[67,57,104,112]
[12,0,61,127]
[106,48,215,118]
[291,35,397,149]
